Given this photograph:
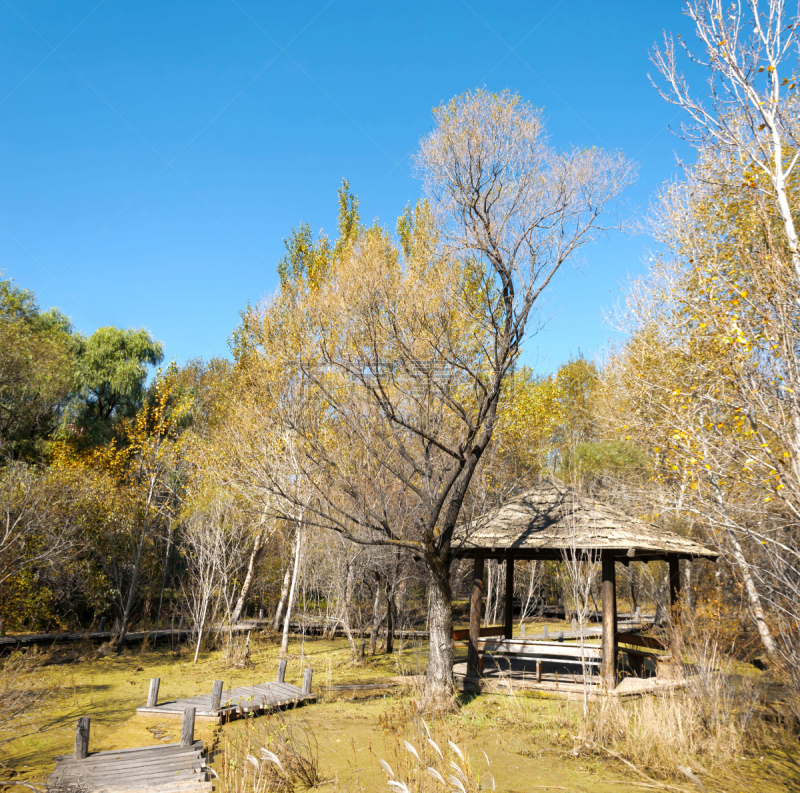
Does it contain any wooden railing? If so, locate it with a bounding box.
[452,625,506,641]
[616,633,666,651]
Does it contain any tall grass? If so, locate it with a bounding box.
[579,639,777,781]
[216,716,324,793]
[377,716,494,793]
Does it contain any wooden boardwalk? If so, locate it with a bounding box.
[48,741,209,793]
[49,714,209,793]
[135,664,316,722]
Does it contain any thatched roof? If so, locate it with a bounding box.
[455,479,718,561]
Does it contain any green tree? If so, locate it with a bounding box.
[72,326,164,441]
[0,277,76,460]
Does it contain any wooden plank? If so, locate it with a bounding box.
[54,769,205,787]
[55,740,202,761]
[487,653,601,666]
[51,756,205,777]
[481,640,602,659]
[483,638,602,648]
[51,765,203,783]
[245,682,304,700]
[251,683,300,700]
[53,768,204,785]
[52,750,203,773]
[90,782,210,792]
[92,781,211,793]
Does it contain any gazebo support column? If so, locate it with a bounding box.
[467,552,485,679]
[668,555,683,671]
[601,550,618,690]
[504,556,514,640]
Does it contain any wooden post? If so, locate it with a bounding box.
[98,616,106,632]
[210,680,224,712]
[504,555,515,640]
[467,552,485,679]
[74,717,90,760]
[147,678,160,707]
[302,667,313,695]
[668,555,683,669]
[181,707,195,747]
[536,660,542,683]
[277,659,287,683]
[601,550,618,691]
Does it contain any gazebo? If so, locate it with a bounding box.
[452,480,718,691]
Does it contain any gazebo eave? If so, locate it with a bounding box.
[452,546,718,563]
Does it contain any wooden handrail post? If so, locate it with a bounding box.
[147,678,160,707]
[210,680,224,712]
[74,717,90,760]
[277,658,287,683]
[181,707,196,747]
[302,667,313,695]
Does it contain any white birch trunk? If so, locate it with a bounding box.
[280,521,303,657]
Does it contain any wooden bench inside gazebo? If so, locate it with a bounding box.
[452,479,718,693]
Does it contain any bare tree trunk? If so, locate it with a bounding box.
[726,524,779,659]
[385,579,394,654]
[340,559,357,659]
[280,522,303,656]
[483,561,493,628]
[369,575,382,656]
[710,479,779,659]
[115,516,149,651]
[422,558,454,711]
[154,524,174,637]
[231,527,266,623]
[272,557,292,631]
[193,608,206,664]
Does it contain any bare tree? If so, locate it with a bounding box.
[559,502,601,718]
[238,91,633,709]
[182,506,222,664]
[0,463,78,589]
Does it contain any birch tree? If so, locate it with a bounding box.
[652,0,800,282]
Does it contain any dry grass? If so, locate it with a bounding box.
[216,716,324,793]
[375,711,494,793]
[577,642,786,785]
[222,634,254,670]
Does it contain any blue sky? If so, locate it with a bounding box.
[0,1,697,373]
